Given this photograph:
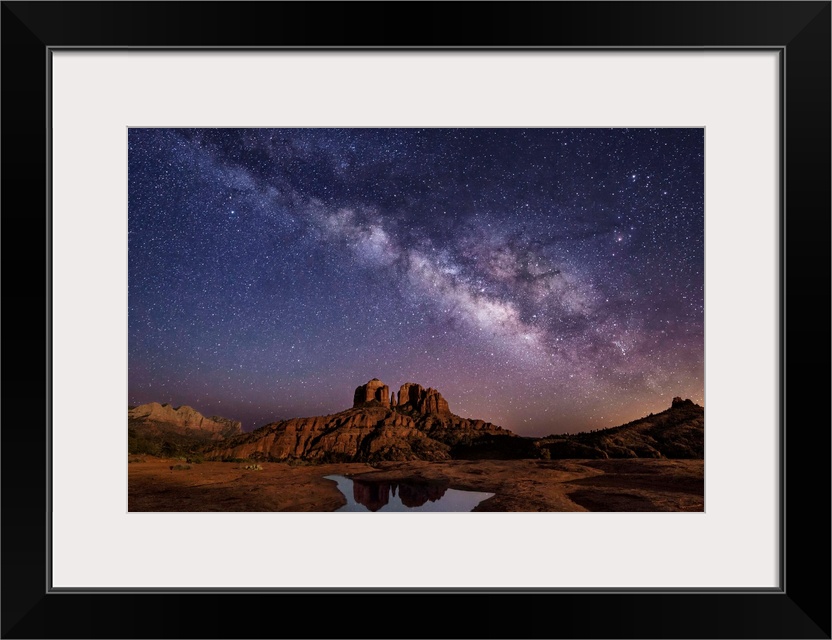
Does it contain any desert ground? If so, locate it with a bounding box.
[128,457,704,512]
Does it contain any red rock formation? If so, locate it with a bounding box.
[353,378,390,407]
[420,388,450,415]
[208,405,455,463]
[397,383,450,415]
[398,382,422,407]
[209,415,243,434]
[206,378,512,463]
[398,482,448,508]
[128,402,242,435]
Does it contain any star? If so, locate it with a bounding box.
[128,128,704,435]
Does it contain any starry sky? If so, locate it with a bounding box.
[128,128,703,436]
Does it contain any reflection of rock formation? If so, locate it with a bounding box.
[352,480,391,512]
[352,478,449,510]
[398,482,448,508]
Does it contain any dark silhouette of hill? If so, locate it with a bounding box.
[536,397,704,459]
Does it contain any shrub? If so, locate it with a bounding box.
[287,458,315,466]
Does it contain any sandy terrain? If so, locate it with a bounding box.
[128,457,703,512]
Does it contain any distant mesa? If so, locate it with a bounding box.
[128,401,242,436]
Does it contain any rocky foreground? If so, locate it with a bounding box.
[128,457,704,512]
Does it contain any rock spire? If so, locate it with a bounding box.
[352,379,451,415]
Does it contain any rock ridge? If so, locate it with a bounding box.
[353,379,450,416]
[128,401,242,436]
[536,397,704,460]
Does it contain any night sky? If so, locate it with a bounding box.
[128,128,703,436]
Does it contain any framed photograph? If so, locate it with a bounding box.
[3,2,829,638]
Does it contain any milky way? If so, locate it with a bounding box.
[128,128,703,436]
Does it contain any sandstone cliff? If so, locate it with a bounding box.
[128,402,243,458]
[129,402,242,437]
[353,378,390,407]
[395,383,450,415]
[354,380,451,415]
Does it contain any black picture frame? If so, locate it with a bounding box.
[2,2,829,638]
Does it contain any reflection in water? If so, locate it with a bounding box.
[352,478,448,511]
[325,475,494,512]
